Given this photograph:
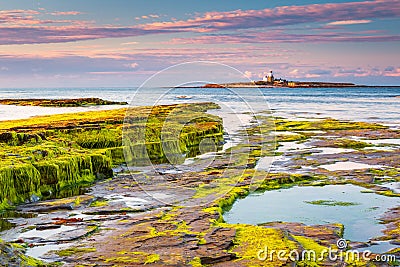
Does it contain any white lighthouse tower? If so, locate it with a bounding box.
[262,70,274,83]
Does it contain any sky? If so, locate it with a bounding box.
[0,0,399,87]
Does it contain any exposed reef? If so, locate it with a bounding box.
[0,102,223,208]
[0,239,48,267]
[0,106,399,266]
[0,98,128,107]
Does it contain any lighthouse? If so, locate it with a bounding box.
[262,70,274,83]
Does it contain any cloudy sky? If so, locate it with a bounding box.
[0,0,399,87]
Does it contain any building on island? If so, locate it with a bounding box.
[229,68,358,88]
[262,70,274,83]
[203,68,356,88]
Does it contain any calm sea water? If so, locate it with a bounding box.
[224,184,399,243]
[0,87,399,126]
[1,87,399,252]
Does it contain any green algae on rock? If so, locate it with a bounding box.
[123,102,224,166]
[275,118,387,131]
[304,200,360,206]
[3,110,398,266]
[0,98,128,107]
[0,102,223,209]
[0,239,53,267]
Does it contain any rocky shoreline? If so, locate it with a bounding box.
[0,105,399,266]
[0,98,128,107]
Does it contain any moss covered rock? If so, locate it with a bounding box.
[0,103,223,208]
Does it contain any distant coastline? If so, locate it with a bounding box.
[174,70,400,88]
[202,81,358,88]
[175,82,400,88]
[201,81,400,88]
[176,70,400,88]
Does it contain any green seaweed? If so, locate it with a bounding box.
[0,103,224,209]
[56,247,96,257]
[0,239,54,266]
[304,200,360,206]
[275,118,387,131]
[0,98,127,107]
[221,222,299,266]
[332,139,372,149]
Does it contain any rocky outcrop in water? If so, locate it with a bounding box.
[0,98,128,107]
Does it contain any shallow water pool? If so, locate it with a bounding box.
[224,184,399,245]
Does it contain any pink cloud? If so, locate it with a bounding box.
[121,41,139,45]
[244,71,253,79]
[0,9,39,16]
[0,9,40,25]
[0,0,399,45]
[0,46,286,69]
[333,67,386,78]
[0,26,168,45]
[167,31,400,44]
[142,0,400,32]
[50,11,82,16]
[137,14,159,20]
[384,67,400,77]
[0,9,79,26]
[128,62,139,68]
[327,20,372,26]
[305,73,321,78]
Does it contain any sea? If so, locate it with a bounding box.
[0,87,399,128]
[1,87,399,255]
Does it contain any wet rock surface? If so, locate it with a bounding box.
[0,117,399,266]
[0,98,128,107]
[261,222,343,247]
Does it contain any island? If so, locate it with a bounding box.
[199,70,398,88]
